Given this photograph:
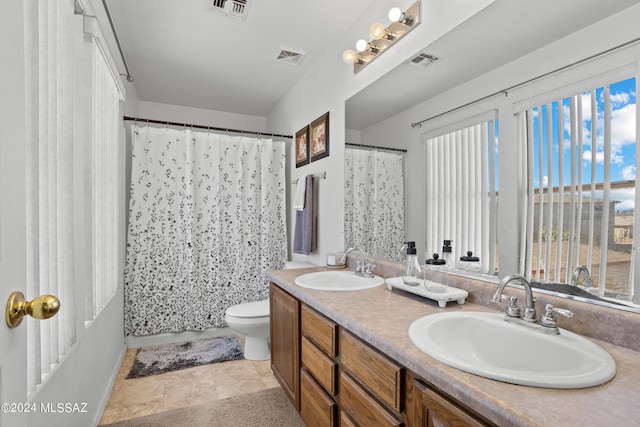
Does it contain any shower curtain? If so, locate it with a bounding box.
[124,125,287,335]
[344,147,405,261]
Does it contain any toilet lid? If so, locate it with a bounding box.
[226,299,269,318]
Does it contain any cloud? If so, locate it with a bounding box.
[582,150,596,162]
[582,150,624,165]
[611,187,635,212]
[610,103,636,150]
[611,91,631,108]
[621,165,636,180]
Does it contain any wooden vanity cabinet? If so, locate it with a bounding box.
[270,283,300,410]
[300,305,339,427]
[269,283,493,427]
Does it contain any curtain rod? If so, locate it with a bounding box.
[410,36,640,128]
[123,116,293,139]
[345,142,407,153]
[102,0,133,82]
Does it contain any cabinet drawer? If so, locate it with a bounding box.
[340,371,403,427]
[300,368,337,427]
[341,329,403,413]
[302,336,337,395]
[301,304,338,357]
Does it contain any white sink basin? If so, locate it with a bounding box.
[294,271,384,291]
[408,311,616,389]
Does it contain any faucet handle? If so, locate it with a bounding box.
[363,262,376,277]
[506,296,521,317]
[540,304,574,328]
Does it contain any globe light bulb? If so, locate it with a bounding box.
[342,49,357,64]
[388,7,403,22]
[369,23,386,40]
[356,39,368,53]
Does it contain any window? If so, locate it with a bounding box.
[518,74,636,303]
[422,112,499,275]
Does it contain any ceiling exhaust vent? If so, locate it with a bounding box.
[275,48,307,66]
[208,0,250,20]
[406,52,438,69]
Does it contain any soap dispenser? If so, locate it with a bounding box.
[442,240,454,270]
[403,242,422,286]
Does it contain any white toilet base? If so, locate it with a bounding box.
[243,335,270,360]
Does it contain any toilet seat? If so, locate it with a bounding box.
[226,299,269,318]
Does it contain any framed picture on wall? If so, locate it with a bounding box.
[295,125,310,168]
[310,112,329,162]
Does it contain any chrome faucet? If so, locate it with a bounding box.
[492,274,537,322]
[492,274,573,335]
[341,247,375,278]
[571,265,593,288]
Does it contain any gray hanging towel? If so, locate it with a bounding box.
[293,175,317,255]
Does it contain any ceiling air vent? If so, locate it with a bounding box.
[406,52,438,70]
[208,0,250,20]
[275,48,307,66]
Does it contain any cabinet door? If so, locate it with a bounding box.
[414,379,491,427]
[270,283,300,410]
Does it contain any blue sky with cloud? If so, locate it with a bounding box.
[532,77,636,212]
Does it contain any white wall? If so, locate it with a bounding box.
[266,0,496,267]
[360,3,640,274]
[135,101,267,131]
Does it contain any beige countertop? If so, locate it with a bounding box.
[268,266,640,427]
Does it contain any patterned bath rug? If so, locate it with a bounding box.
[126,335,244,379]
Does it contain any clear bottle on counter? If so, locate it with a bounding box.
[403,242,422,286]
[442,240,454,270]
[459,250,481,272]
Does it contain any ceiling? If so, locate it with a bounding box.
[100,0,376,116]
[98,0,639,128]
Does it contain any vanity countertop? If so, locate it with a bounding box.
[268,266,640,427]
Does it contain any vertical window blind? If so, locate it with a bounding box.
[422,112,498,274]
[24,0,124,396]
[515,68,637,303]
[88,37,122,319]
[25,0,77,396]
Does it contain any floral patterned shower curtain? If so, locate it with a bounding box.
[344,147,405,261]
[124,125,287,335]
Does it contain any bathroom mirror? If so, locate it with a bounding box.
[343,1,639,314]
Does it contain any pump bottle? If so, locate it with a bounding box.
[403,242,422,286]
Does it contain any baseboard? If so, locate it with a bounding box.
[92,343,127,427]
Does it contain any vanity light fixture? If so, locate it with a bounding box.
[343,1,421,73]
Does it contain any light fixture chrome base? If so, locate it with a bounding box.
[352,1,421,74]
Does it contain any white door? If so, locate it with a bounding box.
[1,2,34,426]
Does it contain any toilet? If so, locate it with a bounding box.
[225,261,315,360]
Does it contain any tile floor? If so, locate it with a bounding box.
[98,346,280,425]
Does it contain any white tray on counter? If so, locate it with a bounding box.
[386,276,468,308]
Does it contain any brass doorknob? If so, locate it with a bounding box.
[5,291,60,328]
